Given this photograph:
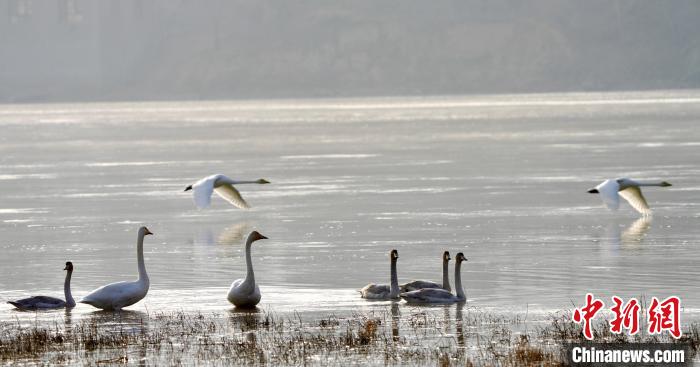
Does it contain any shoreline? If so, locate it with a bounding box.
[1,306,697,366]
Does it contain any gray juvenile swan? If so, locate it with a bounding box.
[588,178,671,215]
[8,262,76,310]
[227,231,268,308]
[81,227,153,311]
[360,249,400,300]
[401,253,467,304]
[185,174,270,209]
[400,251,451,292]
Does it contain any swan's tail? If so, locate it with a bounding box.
[7,301,25,309]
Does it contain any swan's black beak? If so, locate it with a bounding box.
[588,188,599,194]
[661,181,672,187]
[257,179,270,184]
[145,228,154,236]
[259,234,268,240]
[184,185,193,192]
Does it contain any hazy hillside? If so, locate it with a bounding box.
[1,0,699,102]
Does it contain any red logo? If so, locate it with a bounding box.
[609,296,640,335]
[573,294,682,340]
[648,296,682,339]
[572,293,605,340]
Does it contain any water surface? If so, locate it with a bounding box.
[1,91,699,326]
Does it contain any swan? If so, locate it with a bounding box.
[400,251,451,292]
[227,231,268,308]
[588,178,671,215]
[8,262,76,310]
[185,174,270,209]
[81,227,153,311]
[360,249,400,300]
[401,252,467,304]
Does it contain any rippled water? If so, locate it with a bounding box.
[1,91,699,325]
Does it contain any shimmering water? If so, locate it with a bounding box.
[1,91,699,325]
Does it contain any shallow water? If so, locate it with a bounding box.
[0,91,699,327]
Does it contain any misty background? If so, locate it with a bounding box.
[1,0,700,103]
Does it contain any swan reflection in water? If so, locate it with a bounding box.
[620,216,652,248]
[229,306,262,333]
[605,216,652,250]
[455,303,465,347]
[192,222,252,246]
[85,310,149,333]
[63,308,74,339]
[218,222,253,245]
[399,301,467,349]
[391,302,400,341]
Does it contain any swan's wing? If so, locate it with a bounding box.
[214,183,250,209]
[619,186,651,215]
[401,288,455,304]
[596,179,620,210]
[192,177,216,209]
[400,280,441,293]
[230,278,244,290]
[360,283,390,299]
[9,296,65,309]
[81,281,134,303]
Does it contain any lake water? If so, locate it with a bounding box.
[1,91,699,326]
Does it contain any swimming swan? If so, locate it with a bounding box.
[8,262,76,310]
[227,231,268,308]
[360,249,400,300]
[401,253,467,304]
[185,174,270,209]
[400,251,451,292]
[588,178,671,215]
[81,227,153,311]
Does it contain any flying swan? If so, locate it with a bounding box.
[401,252,467,304]
[400,251,451,292]
[8,262,76,310]
[81,227,153,311]
[360,249,400,300]
[588,178,671,215]
[185,174,270,209]
[227,231,268,308]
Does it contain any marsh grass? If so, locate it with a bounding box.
[0,308,697,366]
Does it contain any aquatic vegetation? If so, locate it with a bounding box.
[0,307,697,366]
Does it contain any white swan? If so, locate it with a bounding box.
[401,253,467,304]
[360,249,400,300]
[8,262,76,310]
[588,178,671,215]
[400,251,451,292]
[227,231,268,308]
[81,227,153,311]
[185,174,270,209]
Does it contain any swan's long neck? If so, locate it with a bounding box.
[635,181,668,187]
[137,232,149,285]
[64,270,75,307]
[442,260,451,292]
[454,261,465,300]
[231,180,261,185]
[242,237,256,288]
[389,258,399,298]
